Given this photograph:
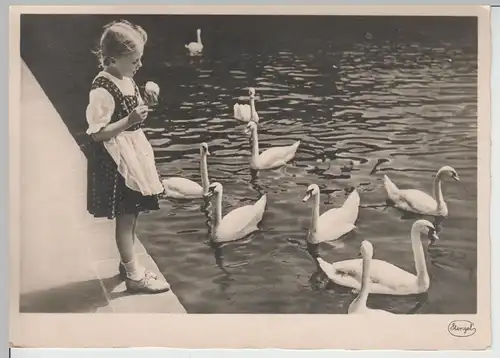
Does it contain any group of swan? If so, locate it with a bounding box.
[156,74,460,314]
[313,165,459,314]
[160,87,301,242]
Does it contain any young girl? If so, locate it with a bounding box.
[85,20,169,294]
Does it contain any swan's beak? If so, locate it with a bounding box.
[428,232,440,247]
[206,187,215,198]
[357,252,362,258]
[302,193,311,202]
[452,174,460,181]
[206,149,211,156]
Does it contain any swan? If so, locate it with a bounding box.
[303,184,360,246]
[185,28,203,55]
[234,88,259,123]
[383,166,459,217]
[348,241,394,315]
[161,142,211,199]
[244,121,300,170]
[206,182,267,243]
[317,219,439,295]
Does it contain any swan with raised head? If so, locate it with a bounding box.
[245,121,300,170]
[206,182,267,243]
[185,28,203,55]
[234,88,259,123]
[161,142,211,199]
[383,166,459,217]
[316,219,439,295]
[348,241,394,315]
[303,184,360,246]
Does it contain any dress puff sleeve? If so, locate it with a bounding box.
[85,88,115,135]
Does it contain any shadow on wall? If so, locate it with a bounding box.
[20,14,118,157]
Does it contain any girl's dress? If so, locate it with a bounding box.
[85,71,165,219]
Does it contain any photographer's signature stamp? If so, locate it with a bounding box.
[448,320,476,337]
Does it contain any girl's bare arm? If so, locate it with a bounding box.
[91,116,135,142]
[91,105,148,142]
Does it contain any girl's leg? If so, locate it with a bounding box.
[116,212,169,293]
[130,213,157,279]
[116,213,144,280]
[132,212,139,245]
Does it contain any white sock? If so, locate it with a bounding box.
[122,258,146,281]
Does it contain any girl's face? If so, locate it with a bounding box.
[112,48,143,77]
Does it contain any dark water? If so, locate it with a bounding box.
[21,15,478,314]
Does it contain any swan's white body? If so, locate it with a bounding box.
[303,185,360,244]
[245,121,300,170]
[348,241,394,315]
[234,88,259,123]
[185,29,203,55]
[162,143,210,199]
[317,219,439,296]
[383,166,459,217]
[207,182,267,243]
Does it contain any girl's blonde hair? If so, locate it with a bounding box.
[93,19,148,68]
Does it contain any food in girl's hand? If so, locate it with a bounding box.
[144,81,160,107]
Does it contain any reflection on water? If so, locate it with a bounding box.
[134,17,477,314]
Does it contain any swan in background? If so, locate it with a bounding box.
[245,121,300,170]
[317,219,439,296]
[383,166,459,217]
[162,142,211,199]
[303,184,360,249]
[185,28,203,55]
[348,241,394,315]
[206,182,267,243]
[234,88,259,123]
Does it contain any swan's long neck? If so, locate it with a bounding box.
[200,153,209,193]
[197,31,202,45]
[250,96,257,120]
[432,174,445,209]
[251,127,259,158]
[410,225,430,289]
[357,254,371,307]
[214,190,223,227]
[310,193,320,235]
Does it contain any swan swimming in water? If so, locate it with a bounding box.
[348,241,395,315]
[206,182,267,243]
[383,166,459,217]
[161,142,211,199]
[185,28,203,56]
[316,219,439,296]
[244,121,300,170]
[302,184,360,248]
[234,88,259,123]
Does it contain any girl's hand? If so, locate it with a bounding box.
[144,92,159,107]
[128,105,149,125]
